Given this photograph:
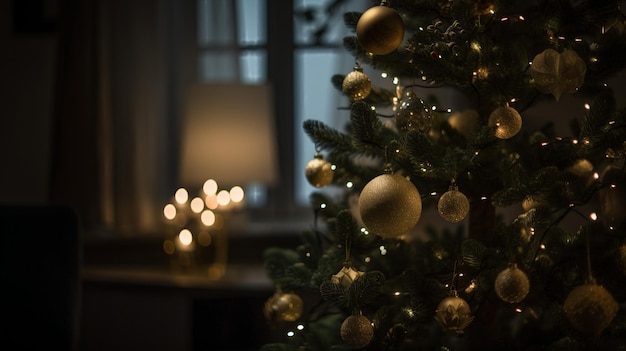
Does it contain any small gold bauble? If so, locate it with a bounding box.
[563,283,618,336]
[356,5,405,55]
[488,106,522,139]
[437,186,470,223]
[342,65,371,102]
[434,295,474,334]
[305,153,334,188]
[395,90,432,133]
[358,172,422,238]
[264,292,304,324]
[494,265,530,304]
[340,314,374,349]
[530,48,586,101]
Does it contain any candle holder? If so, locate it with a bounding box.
[162,179,245,279]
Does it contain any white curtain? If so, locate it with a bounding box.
[50,0,196,238]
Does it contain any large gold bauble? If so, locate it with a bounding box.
[530,48,586,101]
[358,172,422,238]
[305,153,334,188]
[340,314,374,349]
[342,67,371,102]
[563,283,618,336]
[494,265,530,304]
[488,106,522,139]
[356,5,404,55]
[434,295,474,334]
[437,186,470,223]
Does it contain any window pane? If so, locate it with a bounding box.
[198,0,234,46]
[294,50,353,205]
[199,52,238,82]
[236,0,266,45]
[293,0,366,45]
[240,50,267,83]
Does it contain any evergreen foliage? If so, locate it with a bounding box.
[264,0,626,349]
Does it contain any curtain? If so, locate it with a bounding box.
[50,0,195,238]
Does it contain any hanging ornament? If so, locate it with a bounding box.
[563,283,618,336]
[395,90,433,133]
[448,108,480,140]
[434,293,474,334]
[530,48,587,101]
[332,264,365,289]
[488,105,522,139]
[340,314,374,349]
[358,170,422,238]
[305,152,334,188]
[356,2,405,55]
[342,62,371,102]
[437,182,470,223]
[598,165,626,228]
[263,291,304,324]
[494,264,530,304]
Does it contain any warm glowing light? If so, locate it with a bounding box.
[203,179,218,195]
[287,331,295,337]
[346,181,354,188]
[217,190,231,206]
[590,212,598,221]
[320,203,327,209]
[584,103,591,110]
[205,194,219,209]
[381,72,388,78]
[163,204,176,220]
[229,186,245,203]
[178,229,193,246]
[201,210,216,226]
[190,197,205,213]
[175,188,189,204]
[297,324,304,330]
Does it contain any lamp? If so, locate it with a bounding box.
[164,83,279,278]
[179,83,279,189]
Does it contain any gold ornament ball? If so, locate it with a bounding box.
[434,296,474,334]
[305,154,334,188]
[563,283,618,336]
[272,292,304,322]
[342,69,371,102]
[437,188,470,223]
[358,172,422,238]
[340,314,374,349]
[494,265,530,304]
[356,5,405,55]
[488,106,522,139]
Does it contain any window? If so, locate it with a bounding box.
[196,0,367,219]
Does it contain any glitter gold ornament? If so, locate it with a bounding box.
[358,171,422,238]
[488,106,522,139]
[530,48,586,101]
[563,283,618,336]
[494,264,530,304]
[332,265,365,289]
[342,63,371,102]
[437,184,470,223]
[305,152,334,188]
[340,314,374,349]
[434,294,474,334]
[395,90,432,133]
[264,292,304,324]
[356,4,405,55]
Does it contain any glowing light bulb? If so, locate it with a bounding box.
[175,188,188,204]
[203,179,218,195]
[190,197,205,213]
[217,190,231,206]
[229,186,245,203]
[178,229,193,246]
[163,204,176,220]
[201,210,216,226]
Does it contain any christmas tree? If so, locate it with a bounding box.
[262,0,626,350]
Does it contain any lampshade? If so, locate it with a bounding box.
[179,83,279,188]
